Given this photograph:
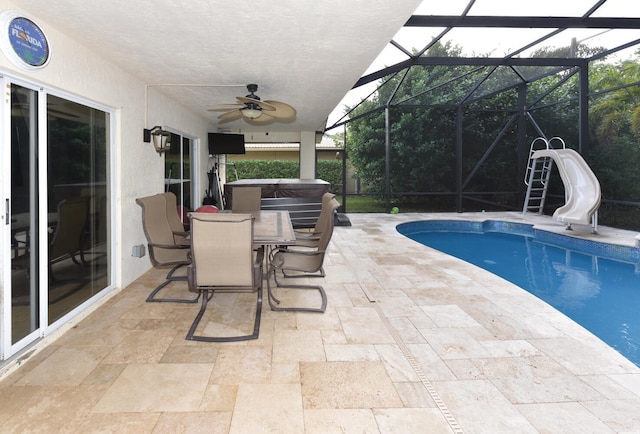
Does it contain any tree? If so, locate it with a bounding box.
[589,59,640,146]
[347,42,469,198]
[588,53,640,205]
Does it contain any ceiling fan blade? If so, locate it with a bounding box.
[263,100,296,120]
[236,96,276,111]
[217,109,243,123]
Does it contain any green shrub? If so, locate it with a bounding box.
[317,160,342,189]
[229,160,299,181]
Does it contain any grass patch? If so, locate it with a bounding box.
[342,195,387,213]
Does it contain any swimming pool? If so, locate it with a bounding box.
[397,220,640,367]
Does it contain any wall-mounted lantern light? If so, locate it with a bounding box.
[143,126,171,155]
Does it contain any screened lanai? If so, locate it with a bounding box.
[3,1,640,431]
[327,0,640,231]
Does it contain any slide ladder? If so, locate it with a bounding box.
[523,137,564,215]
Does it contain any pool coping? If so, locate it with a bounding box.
[397,217,640,264]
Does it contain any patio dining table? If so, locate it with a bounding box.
[248,210,296,247]
[237,210,296,276]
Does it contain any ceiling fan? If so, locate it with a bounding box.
[208,84,296,124]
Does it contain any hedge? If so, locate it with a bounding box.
[228,160,342,189]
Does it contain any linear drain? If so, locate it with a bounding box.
[374,304,464,434]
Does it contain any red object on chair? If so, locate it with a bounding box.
[195,205,219,213]
[176,205,190,224]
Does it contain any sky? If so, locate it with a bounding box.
[325,0,640,130]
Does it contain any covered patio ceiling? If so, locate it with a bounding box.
[9,0,640,135]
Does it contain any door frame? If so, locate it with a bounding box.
[1,73,117,361]
[165,127,200,211]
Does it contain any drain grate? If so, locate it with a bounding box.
[374,304,465,434]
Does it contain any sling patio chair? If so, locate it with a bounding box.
[13,196,89,282]
[186,212,264,342]
[12,196,92,305]
[266,196,340,313]
[163,191,190,240]
[281,193,340,278]
[136,193,196,303]
[291,192,336,249]
[48,196,91,277]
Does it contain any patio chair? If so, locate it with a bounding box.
[14,196,90,281]
[292,192,337,248]
[49,196,90,275]
[282,194,340,278]
[136,193,196,303]
[266,196,340,313]
[231,186,262,213]
[162,192,190,241]
[12,196,91,305]
[186,212,264,342]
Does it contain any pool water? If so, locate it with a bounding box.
[397,220,640,367]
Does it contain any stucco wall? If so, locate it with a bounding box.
[0,2,213,290]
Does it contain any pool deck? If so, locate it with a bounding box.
[1,212,639,433]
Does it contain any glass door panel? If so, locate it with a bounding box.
[46,95,110,324]
[10,84,40,345]
[165,133,192,227]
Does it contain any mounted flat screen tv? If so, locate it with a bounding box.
[208,132,246,155]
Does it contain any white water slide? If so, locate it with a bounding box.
[531,148,601,229]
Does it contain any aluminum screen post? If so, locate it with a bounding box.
[385,106,391,212]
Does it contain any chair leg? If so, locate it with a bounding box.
[146,264,199,303]
[267,265,327,313]
[186,284,263,342]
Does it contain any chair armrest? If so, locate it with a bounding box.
[294,229,321,237]
[289,239,320,249]
[147,241,190,250]
[283,249,326,257]
[269,246,289,262]
[294,232,321,241]
[173,232,190,246]
[270,247,325,262]
[270,248,326,274]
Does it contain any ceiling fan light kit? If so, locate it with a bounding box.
[241,107,262,119]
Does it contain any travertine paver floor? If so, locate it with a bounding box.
[1,212,640,433]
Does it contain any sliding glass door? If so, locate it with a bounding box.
[165,133,194,226]
[2,78,112,359]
